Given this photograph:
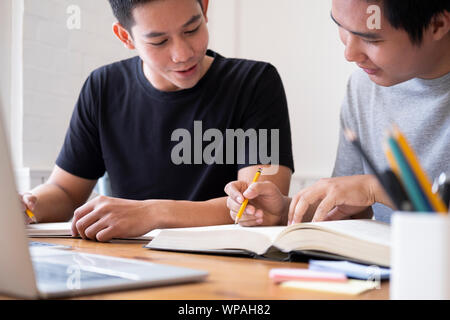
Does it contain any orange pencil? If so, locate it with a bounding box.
[234,168,263,224]
[392,126,448,213]
[26,208,37,223]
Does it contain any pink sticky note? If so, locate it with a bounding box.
[269,268,347,283]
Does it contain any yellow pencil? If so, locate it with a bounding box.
[26,208,37,223]
[234,168,263,224]
[392,126,448,213]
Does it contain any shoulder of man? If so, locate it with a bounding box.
[213,51,280,83]
[87,55,139,84]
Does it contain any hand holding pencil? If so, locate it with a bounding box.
[234,168,263,224]
[224,169,289,226]
[19,192,37,224]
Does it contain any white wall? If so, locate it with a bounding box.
[10,0,355,192]
[208,0,356,192]
[215,0,355,178]
[21,0,134,170]
[0,0,12,144]
[207,0,239,57]
[1,0,24,170]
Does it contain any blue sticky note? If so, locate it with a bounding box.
[308,260,390,280]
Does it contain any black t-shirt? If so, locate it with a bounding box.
[56,50,294,201]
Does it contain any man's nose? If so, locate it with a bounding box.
[171,38,194,64]
[344,34,366,63]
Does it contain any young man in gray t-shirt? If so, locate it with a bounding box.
[224,0,450,225]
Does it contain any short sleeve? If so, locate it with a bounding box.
[55,72,106,180]
[237,64,295,173]
[332,74,364,177]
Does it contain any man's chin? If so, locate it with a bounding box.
[170,78,201,91]
[155,78,198,92]
[367,73,406,87]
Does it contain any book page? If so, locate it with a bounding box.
[27,222,158,241]
[272,220,390,266]
[146,224,287,255]
[27,222,72,236]
[152,224,286,242]
[281,219,390,246]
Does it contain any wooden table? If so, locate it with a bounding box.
[1,238,390,300]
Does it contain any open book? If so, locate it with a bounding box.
[26,222,159,241]
[144,219,391,267]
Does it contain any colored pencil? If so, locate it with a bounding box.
[26,208,37,223]
[235,168,263,224]
[392,126,448,213]
[386,134,432,212]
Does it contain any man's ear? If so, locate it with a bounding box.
[112,22,135,50]
[429,10,450,41]
[201,0,209,23]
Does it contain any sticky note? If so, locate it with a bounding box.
[280,279,379,295]
[269,268,347,283]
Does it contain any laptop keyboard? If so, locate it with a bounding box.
[33,261,123,284]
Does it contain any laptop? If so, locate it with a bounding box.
[0,111,208,299]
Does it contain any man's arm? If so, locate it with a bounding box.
[155,164,292,228]
[146,197,232,228]
[237,165,292,196]
[70,165,292,241]
[27,165,97,223]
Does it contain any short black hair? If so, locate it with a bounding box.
[369,0,450,45]
[108,0,204,33]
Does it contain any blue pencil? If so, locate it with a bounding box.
[386,134,432,212]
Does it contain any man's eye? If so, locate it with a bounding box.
[185,25,201,34]
[150,39,168,46]
[363,39,382,44]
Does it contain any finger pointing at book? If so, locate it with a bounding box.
[288,175,392,225]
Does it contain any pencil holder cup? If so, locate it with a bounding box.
[390,212,450,300]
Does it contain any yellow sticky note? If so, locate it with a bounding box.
[280,279,378,295]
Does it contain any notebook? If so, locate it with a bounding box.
[0,111,207,299]
[144,220,391,267]
[26,222,158,241]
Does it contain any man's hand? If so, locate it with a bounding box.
[224,180,289,226]
[71,195,156,242]
[19,192,38,224]
[288,175,381,225]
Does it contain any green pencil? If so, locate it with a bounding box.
[386,134,430,212]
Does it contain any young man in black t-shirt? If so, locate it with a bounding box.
[20,0,294,241]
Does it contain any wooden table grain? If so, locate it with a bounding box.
[1,238,390,300]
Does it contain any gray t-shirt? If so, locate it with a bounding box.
[333,69,450,223]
